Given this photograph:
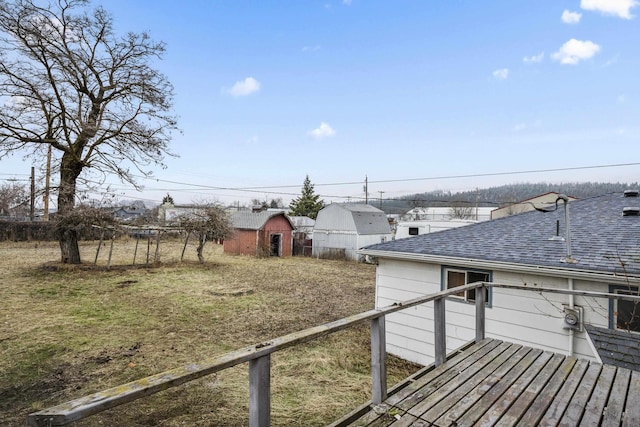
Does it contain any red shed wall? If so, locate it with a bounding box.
[262,215,294,257]
[223,229,258,256]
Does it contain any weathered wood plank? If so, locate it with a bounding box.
[371,317,387,404]
[559,363,602,425]
[601,367,630,426]
[435,346,540,426]
[387,412,428,427]
[476,284,485,342]
[349,339,498,427]
[494,353,565,426]
[434,298,446,366]
[516,357,583,427]
[580,364,616,427]
[249,355,270,427]
[463,350,553,427]
[392,340,503,413]
[397,342,515,415]
[622,369,640,427]
[408,343,522,421]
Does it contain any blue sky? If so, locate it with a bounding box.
[2,0,639,206]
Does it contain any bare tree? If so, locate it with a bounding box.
[0,0,177,263]
[449,202,474,220]
[0,181,29,217]
[179,205,233,263]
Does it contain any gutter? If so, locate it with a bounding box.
[357,249,640,286]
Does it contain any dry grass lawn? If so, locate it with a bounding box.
[0,238,417,426]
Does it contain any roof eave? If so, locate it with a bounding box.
[357,249,640,285]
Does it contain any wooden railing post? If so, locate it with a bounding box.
[249,354,270,427]
[434,297,446,366]
[475,283,485,342]
[370,316,387,404]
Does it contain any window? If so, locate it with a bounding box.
[443,267,491,304]
[611,286,640,333]
[408,227,419,236]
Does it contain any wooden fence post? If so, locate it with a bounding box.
[249,355,271,427]
[475,284,485,342]
[434,297,446,366]
[370,316,387,404]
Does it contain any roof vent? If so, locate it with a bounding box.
[622,207,640,217]
[624,190,639,198]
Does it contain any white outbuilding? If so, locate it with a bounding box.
[312,203,392,261]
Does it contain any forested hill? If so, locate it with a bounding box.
[382,182,640,214]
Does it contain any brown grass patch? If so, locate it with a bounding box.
[0,239,418,426]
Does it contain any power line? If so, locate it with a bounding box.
[128,161,640,195]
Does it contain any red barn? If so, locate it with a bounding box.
[223,211,294,257]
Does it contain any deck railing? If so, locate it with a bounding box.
[27,283,640,427]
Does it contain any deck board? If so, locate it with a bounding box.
[341,339,639,427]
[494,353,565,426]
[622,370,640,427]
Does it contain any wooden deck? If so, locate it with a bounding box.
[340,339,640,427]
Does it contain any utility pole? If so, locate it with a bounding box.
[30,167,35,221]
[379,191,384,210]
[43,145,52,221]
[475,187,479,220]
[364,175,368,204]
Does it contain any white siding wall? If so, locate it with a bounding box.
[312,231,358,260]
[376,259,608,366]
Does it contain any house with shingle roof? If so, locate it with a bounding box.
[359,191,640,366]
[223,211,294,257]
[312,203,392,261]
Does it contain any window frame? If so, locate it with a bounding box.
[441,266,492,307]
[408,227,419,236]
[609,285,640,333]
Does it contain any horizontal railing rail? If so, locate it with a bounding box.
[27,282,640,426]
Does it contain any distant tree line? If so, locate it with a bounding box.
[379,182,640,214]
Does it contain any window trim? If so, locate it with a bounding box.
[608,284,640,333]
[441,266,492,307]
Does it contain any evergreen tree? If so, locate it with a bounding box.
[162,193,175,205]
[289,175,324,219]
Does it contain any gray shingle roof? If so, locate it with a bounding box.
[315,203,392,235]
[362,192,640,276]
[230,211,293,230]
[585,324,640,371]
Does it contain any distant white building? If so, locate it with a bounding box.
[395,219,477,240]
[402,206,494,222]
[312,203,392,261]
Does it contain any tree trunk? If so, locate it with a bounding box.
[57,152,83,264]
[196,234,206,263]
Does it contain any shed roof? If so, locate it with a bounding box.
[316,203,392,235]
[230,211,294,230]
[585,324,640,372]
[362,192,640,276]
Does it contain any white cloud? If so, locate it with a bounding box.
[512,120,542,132]
[343,0,352,4]
[226,77,261,97]
[523,52,544,63]
[602,54,620,68]
[561,10,582,23]
[552,39,601,64]
[492,68,510,80]
[308,122,336,139]
[581,0,638,19]
[617,94,627,103]
[302,45,321,52]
